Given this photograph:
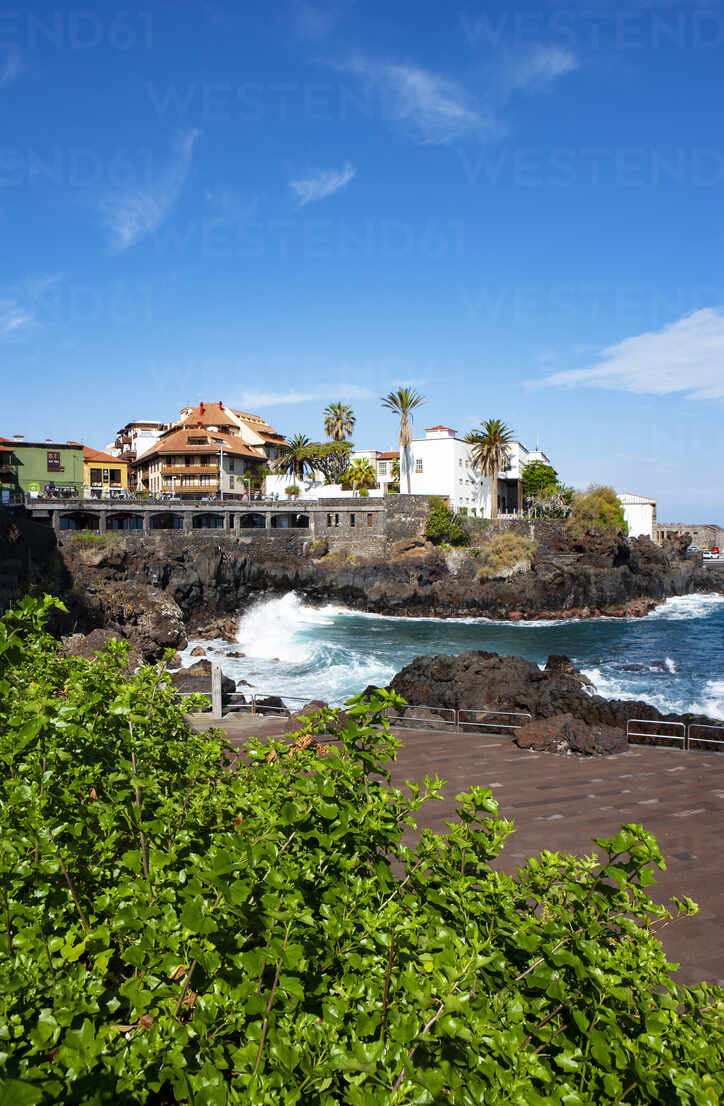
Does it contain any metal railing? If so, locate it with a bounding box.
[389,704,457,730]
[685,723,724,751]
[626,718,686,749]
[386,704,531,734]
[458,708,532,733]
[626,718,724,751]
[177,668,724,750]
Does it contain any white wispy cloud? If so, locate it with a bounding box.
[340,57,492,144]
[289,162,356,206]
[503,45,579,94]
[100,130,200,251]
[0,47,21,88]
[0,300,32,334]
[541,308,724,401]
[238,384,374,408]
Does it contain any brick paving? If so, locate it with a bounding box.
[189,711,724,987]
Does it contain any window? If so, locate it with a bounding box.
[367,513,373,528]
[47,451,61,472]
[90,468,102,484]
[327,513,332,527]
[350,513,356,527]
[110,469,121,485]
[378,462,387,475]
[102,469,109,483]
[335,513,340,527]
[415,458,423,473]
[229,458,235,472]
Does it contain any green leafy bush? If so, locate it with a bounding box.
[0,597,721,1105]
[566,485,628,538]
[425,498,469,547]
[69,533,118,549]
[476,532,537,578]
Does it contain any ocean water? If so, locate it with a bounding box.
[179,591,724,720]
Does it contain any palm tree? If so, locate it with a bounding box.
[381,387,425,494]
[323,402,355,442]
[276,433,314,484]
[343,457,376,492]
[465,419,514,520]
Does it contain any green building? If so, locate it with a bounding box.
[0,437,84,498]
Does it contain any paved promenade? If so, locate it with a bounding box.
[189,711,723,987]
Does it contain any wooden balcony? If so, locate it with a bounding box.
[161,464,219,476]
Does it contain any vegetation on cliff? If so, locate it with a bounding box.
[474,532,537,577]
[1,596,722,1104]
[424,498,469,547]
[566,485,628,538]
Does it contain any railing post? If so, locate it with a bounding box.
[211,663,223,720]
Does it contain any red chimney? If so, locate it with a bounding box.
[200,401,205,415]
[219,401,223,409]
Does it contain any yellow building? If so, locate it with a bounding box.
[82,447,129,498]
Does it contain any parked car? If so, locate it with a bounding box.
[703,551,720,560]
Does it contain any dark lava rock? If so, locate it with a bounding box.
[387,650,719,739]
[515,713,627,756]
[63,627,139,670]
[169,660,235,699]
[255,695,288,715]
[282,699,329,732]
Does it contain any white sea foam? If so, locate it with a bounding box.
[690,680,724,722]
[178,590,724,714]
[234,593,342,663]
[646,593,724,621]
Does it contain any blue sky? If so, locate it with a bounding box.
[1,0,723,521]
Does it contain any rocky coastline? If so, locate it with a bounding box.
[44,526,722,657]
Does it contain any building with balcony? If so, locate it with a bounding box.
[82,447,129,498]
[133,425,268,500]
[173,402,286,464]
[0,435,84,498]
[402,425,551,516]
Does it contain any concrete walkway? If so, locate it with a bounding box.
[187,711,724,987]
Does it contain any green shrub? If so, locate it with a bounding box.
[566,484,627,538]
[0,596,721,1105]
[68,532,117,549]
[425,498,469,547]
[285,484,300,497]
[476,532,537,578]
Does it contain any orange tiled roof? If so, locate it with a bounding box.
[378,451,399,460]
[136,426,266,464]
[83,446,126,464]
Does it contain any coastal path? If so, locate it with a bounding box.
[188,710,724,988]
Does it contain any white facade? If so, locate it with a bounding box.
[106,420,168,460]
[402,426,551,516]
[618,493,656,539]
[264,473,383,501]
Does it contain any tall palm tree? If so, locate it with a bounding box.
[277,433,314,484]
[323,402,355,442]
[465,419,514,519]
[381,387,425,494]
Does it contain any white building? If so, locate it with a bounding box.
[618,492,656,539]
[402,425,551,516]
[265,447,398,501]
[106,419,170,462]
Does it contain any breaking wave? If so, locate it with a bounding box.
[179,591,724,715]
